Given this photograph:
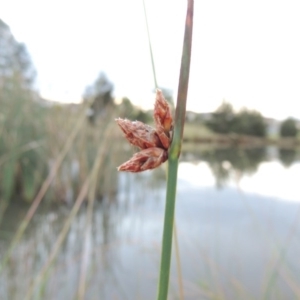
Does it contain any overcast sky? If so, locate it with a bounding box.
[2,0,300,120]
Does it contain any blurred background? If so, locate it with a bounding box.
[1,0,300,299]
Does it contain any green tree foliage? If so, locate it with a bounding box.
[280,118,298,137]
[206,101,266,137]
[0,18,47,202]
[206,101,234,134]
[233,109,266,137]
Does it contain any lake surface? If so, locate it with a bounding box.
[1,147,300,300]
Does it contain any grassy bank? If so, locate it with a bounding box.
[1,95,299,206]
[183,122,300,147]
[0,94,128,207]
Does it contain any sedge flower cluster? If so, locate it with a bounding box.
[116,89,173,172]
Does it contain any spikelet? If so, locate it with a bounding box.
[117,147,167,172]
[154,89,173,133]
[116,118,162,149]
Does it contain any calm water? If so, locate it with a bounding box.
[1,147,300,300]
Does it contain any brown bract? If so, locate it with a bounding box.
[116,89,173,172]
[154,89,173,133]
[118,147,168,172]
[115,119,162,149]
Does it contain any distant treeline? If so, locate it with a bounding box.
[187,102,299,138]
[1,16,299,204]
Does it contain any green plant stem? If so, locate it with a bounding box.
[142,0,158,89]
[158,158,178,300]
[156,1,194,300]
[172,0,194,156]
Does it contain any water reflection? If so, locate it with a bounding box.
[197,147,266,188]
[182,146,300,188]
[1,147,300,299]
[279,148,297,168]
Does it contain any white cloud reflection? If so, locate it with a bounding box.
[239,161,300,203]
[178,161,300,203]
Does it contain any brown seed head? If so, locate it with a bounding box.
[154,89,173,133]
[116,118,162,149]
[117,147,168,172]
[116,90,173,172]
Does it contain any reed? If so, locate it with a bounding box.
[24,123,114,299]
[156,1,194,299]
[0,99,126,275]
[0,88,123,205]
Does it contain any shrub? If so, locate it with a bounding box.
[280,118,298,137]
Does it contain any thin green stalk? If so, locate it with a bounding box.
[142,0,158,89]
[157,1,194,300]
[143,1,185,296]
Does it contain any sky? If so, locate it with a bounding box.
[2,0,300,120]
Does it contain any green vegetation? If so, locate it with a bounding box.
[280,117,298,137]
[1,15,299,208]
[183,122,215,140]
[233,109,266,137]
[0,18,46,204]
[205,102,235,134]
[157,1,193,299]
[2,7,300,300]
[0,19,128,207]
[0,21,129,285]
[206,101,267,137]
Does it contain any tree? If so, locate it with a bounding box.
[0,19,36,91]
[0,19,45,202]
[206,101,267,137]
[205,101,234,134]
[83,72,114,123]
[233,109,266,137]
[280,118,298,138]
